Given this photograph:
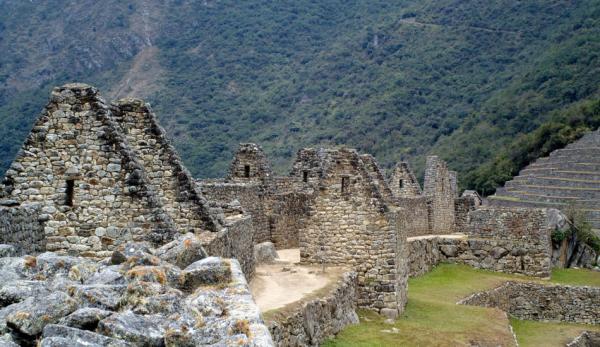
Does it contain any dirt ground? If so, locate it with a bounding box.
[250,248,345,312]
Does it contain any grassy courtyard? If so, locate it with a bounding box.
[323,264,600,347]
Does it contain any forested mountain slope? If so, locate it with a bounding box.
[1,0,599,192]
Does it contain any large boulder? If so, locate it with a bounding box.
[254,242,279,264]
[5,291,78,336]
[98,311,168,347]
[0,246,16,258]
[58,308,112,330]
[68,285,127,311]
[0,281,49,307]
[179,257,232,291]
[41,324,130,347]
[155,233,208,269]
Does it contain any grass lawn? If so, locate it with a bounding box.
[323,264,600,347]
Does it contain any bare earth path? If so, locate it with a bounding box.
[250,248,345,312]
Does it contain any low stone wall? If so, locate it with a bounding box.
[268,272,359,347]
[407,236,442,277]
[203,215,256,279]
[459,282,600,324]
[0,204,45,255]
[407,233,552,278]
[567,331,600,347]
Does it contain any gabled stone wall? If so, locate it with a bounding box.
[297,148,408,318]
[0,84,257,278]
[1,84,178,257]
[111,98,218,234]
[227,143,273,182]
[389,162,422,198]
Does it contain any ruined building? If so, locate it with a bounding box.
[1,84,593,344]
[0,84,255,276]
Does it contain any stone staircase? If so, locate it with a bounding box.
[489,129,600,232]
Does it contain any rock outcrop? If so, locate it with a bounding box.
[0,239,273,346]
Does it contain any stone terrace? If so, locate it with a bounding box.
[489,129,600,232]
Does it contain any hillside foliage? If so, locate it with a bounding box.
[0,0,599,193]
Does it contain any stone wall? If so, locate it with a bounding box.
[407,235,554,278]
[406,236,442,277]
[454,193,480,233]
[298,148,407,318]
[567,331,600,347]
[396,197,430,237]
[459,282,600,324]
[111,98,218,235]
[0,84,179,257]
[423,156,455,234]
[268,272,359,347]
[227,143,273,182]
[0,84,259,280]
[0,204,45,255]
[268,192,313,249]
[389,162,422,198]
[407,208,554,278]
[202,214,256,278]
[465,208,553,277]
[199,181,270,244]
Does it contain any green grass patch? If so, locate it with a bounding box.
[511,318,600,347]
[551,268,600,287]
[324,264,600,347]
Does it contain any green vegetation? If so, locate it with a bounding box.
[462,99,600,195]
[323,264,600,347]
[1,0,599,189]
[551,268,600,287]
[552,206,600,253]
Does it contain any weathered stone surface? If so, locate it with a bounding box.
[0,334,18,347]
[567,331,600,347]
[459,281,600,324]
[42,324,131,347]
[155,232,207,269]
[69,284,126,310]
[0,246,15,258]
[58,308,112,330]
[5,291,78,336]
[0,281,49,307]
[179,257,232,291]
[85,267,126,285]
[98,311,167,346]
[254,242,279,264]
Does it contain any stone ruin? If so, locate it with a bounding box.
[0,84,597,346]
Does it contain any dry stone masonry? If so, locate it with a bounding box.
[268,272,359,347]
[459,281,600,324]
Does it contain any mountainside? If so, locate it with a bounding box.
[1,0,599,190]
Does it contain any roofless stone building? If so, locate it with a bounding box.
[0,84,255,275]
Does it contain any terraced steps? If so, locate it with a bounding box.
[490,129,600,229]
